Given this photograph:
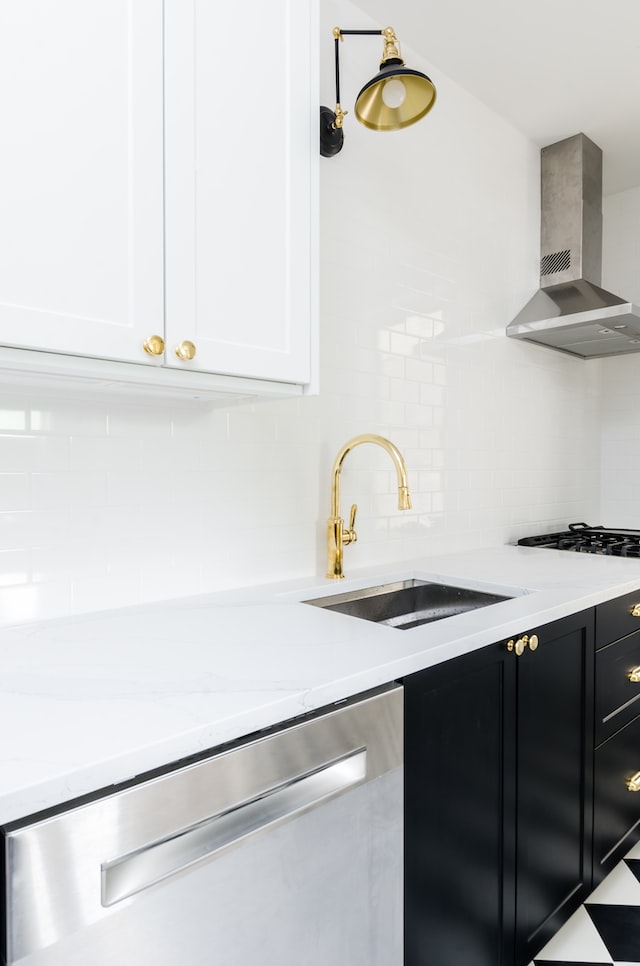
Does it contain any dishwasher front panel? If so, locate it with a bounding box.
[2,683,403,966]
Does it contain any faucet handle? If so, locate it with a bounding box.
[343,503,358,546]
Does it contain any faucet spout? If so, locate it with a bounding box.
[326,434,412,580]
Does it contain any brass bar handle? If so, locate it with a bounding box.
[628,666,640,683]
[631,604,640,617]
[626,771,640,792]
[103,748,368,906]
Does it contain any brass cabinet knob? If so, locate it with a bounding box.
[528,634,539,652]
[507,637,527,657]
[631,604,640,617]
[628,666,640,683]
[175,340,197,361]
[142,334,166,356]
[626,771,640,792]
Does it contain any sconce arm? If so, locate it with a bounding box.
[330,29,384,127]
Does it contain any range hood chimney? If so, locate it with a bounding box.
[507,133,640,358]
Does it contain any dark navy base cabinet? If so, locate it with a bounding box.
[404,609,595,966]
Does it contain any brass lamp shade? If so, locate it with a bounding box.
[355,62,437,131]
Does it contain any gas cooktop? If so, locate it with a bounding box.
[518,522,640,558]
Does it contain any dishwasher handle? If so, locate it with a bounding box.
[102,747,367,905]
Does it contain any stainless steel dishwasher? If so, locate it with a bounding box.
[2,683,403,966]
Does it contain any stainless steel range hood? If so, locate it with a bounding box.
[507,133,640,358]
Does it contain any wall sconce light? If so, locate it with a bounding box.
[320,26,437,158]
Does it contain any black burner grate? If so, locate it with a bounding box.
[518,523,640,557]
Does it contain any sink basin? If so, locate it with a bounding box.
[304,579,512,630]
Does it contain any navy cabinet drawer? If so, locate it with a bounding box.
[595,631,640,744]
[594,712,640,875]
[596,589,640,649]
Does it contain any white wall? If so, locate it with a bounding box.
[600,186,640,527]
[0,0,604,625]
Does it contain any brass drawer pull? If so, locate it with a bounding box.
[626,771,640,792]
[629,666,640,683]
[631,604,640,617]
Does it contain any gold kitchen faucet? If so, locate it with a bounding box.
[326,434,412,579]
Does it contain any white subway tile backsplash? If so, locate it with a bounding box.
[32,471,107,510]
[0,550,29,587]
[0,474,30,511]
[601,348,640,527]
[69,436,136,473]
[2,435,70,472]
[106,404,172,439]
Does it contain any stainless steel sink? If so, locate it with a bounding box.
[304,578,512,630]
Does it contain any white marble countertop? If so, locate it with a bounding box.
[2,544,640,826]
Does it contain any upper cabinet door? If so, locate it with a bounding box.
[164,0,314,385]
[0,1,164,364]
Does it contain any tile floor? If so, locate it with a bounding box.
[530,839,640,966]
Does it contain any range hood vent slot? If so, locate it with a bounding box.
[541,250,571,276]
[507,133,640,359]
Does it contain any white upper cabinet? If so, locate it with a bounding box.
[0,1,165,365]
[164,1,314,386]
[0,1,316,394]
